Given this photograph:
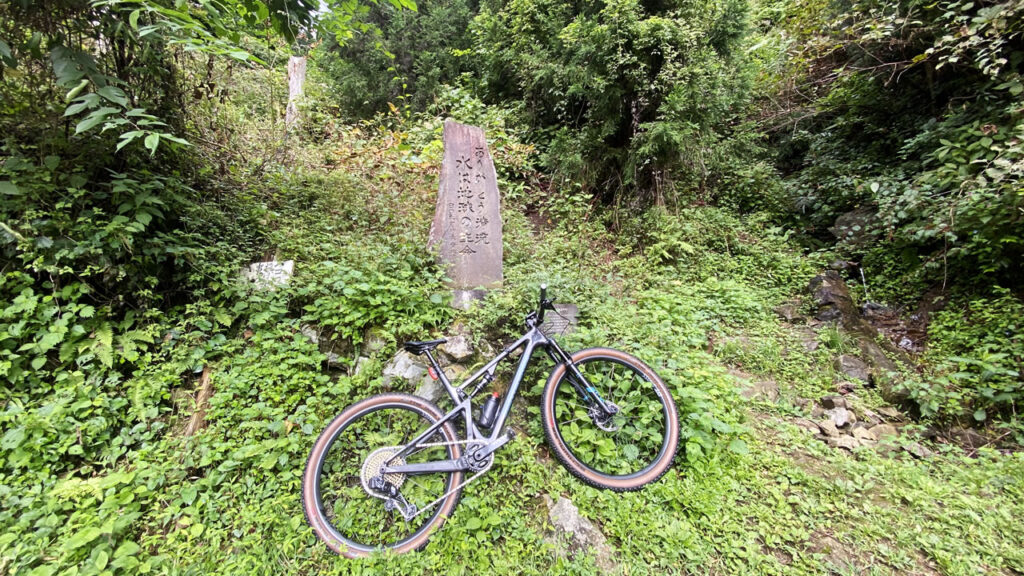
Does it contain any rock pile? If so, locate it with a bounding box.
[381,323,480,403]
[796,394,901,451]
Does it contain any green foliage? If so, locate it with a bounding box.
[3,2,1024,573]
[473,0,756,203]
[294,258,452,349]
[899,288,1023,424]
[754,0,1024,292]
[315,0,476,117]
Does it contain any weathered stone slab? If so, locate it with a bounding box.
[242,260,294,290]
[428,121,503,306]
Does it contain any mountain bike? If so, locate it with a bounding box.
[302,286,679,557]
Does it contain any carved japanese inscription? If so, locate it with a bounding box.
[428,120,503,297]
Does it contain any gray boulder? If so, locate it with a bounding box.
[543,496,617,572]
[834,355,870,382]
[440,334,473,362]
[382,351,428,385]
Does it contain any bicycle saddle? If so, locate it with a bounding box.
[402,339,447,355]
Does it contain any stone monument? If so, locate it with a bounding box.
[428,120,503,309]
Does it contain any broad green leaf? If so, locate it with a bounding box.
[98,85,129,107]
[75,107,119,134]
[181,485,198,506]
[114,540,141,558]
[116,131,145,152]
[144,133,160,155]
[728,438,749,454]
[64,78,89,102]
[0,39,15,68]
[50,45,85,86]
[64,526,102,551]
[95,550,109,570]
[1,427,25,450]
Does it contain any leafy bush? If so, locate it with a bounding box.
[757,0,1024,293]
[294,258,453,349]
[899,288,1023,424]
[473,0,755,203]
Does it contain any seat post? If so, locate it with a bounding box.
[422,350,448,383]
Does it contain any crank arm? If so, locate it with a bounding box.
[474,429,515,460]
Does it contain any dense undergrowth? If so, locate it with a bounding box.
[2,0,1023,574]
[3,73,1022,574]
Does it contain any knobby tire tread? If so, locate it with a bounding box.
[541,348,679,492]
[302,393,462,557]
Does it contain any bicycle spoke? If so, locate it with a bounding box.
[310,401,461,550]
[551,357,669,476]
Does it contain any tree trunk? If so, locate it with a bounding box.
[285,55,306,132]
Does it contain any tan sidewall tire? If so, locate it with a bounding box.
[301,393,464,557]
[541,348,679,491]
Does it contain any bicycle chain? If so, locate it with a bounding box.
[370,438,496,521]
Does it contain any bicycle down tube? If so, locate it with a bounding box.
[382,326,554,476]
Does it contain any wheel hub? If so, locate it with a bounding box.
[588,402,621,432]
[360,447,406,497]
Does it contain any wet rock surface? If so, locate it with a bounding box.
[834,355,870,382]
[806,271,908,402]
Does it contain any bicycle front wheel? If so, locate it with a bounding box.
[302,393,463,557]
[541,348,679,491]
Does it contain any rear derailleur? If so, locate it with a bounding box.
[368,476,418,521]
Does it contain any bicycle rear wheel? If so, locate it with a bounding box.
[541,348,679,491]
[302,393,463,557]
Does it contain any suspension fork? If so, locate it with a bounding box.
[544,341,617,416]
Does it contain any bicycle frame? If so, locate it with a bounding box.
[382,323,610,476]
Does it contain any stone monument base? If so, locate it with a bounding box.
[451,289,488,310]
